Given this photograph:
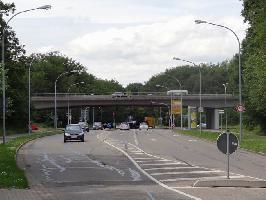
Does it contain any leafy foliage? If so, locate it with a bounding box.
[241,0,266,132]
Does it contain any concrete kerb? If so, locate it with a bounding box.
[193,179,266,188]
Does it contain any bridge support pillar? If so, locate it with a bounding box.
[206,108,219,130]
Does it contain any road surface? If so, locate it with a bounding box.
[16,129,266,200]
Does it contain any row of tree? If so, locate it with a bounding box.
[0,1,265,133]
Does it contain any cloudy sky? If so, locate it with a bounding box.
[6,0,247,86]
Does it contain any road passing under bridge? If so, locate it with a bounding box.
[32,93,238,110]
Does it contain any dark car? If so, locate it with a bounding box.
[64,124,85,143]
[92,122,103,130]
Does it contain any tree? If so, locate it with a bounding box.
[241,0,266,132]
[0,2,28,128]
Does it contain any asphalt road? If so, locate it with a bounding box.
[17,129,266,200]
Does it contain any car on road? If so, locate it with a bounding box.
[92,122,103,130]
[78,121,89,132]
[197,123,207,128]
[112,92,127,98]
[120,122,130,130]
[139,122,149,130]
[64,124,85,143]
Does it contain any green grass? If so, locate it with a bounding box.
[178,126,266,154]
[0,127,60,188]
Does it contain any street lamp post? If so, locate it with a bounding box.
[223,83,229,131]
[151,101,171,129]
[67,82,85,124]
[195,19,243,143]
[173,57,202,133]
[156,84,173,130]
[1,5,51,144]
[165,75,183,130]
[54,70,79,129]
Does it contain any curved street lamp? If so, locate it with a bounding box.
[1,5,51,144]
[164,74,183,130]
[54,70,80,128]
[173,57,202,133]
[67,82,85,124]
[195,19,243,143]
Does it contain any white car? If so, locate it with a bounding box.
[139,122,148,130]
[120,122,130,130]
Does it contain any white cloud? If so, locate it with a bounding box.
[63,16,247,86]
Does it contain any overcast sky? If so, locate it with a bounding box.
[6,0,247,86]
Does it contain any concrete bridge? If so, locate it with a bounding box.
[32,93,238,130]
[32,93,238,109]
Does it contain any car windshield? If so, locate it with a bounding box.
[66,125,81,131]
[94,122,102,125]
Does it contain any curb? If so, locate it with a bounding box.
[193,179,266,188]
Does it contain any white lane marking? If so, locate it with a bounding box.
[188,139,197,142]
[173,134,180,137]
[43,166,101,170]
[134,158,156,160]
[146,191,156,200]
[141,162,184,166]
[144,167,201,171]
[129,168,142,181]
[136,159,170,163]
[59,155,72,164]
[151,170,223,176]
[151,138,157,142]
[160,175,246,182]
[97,134,202,200]
[42,153,66,172]
[134,129,139,146]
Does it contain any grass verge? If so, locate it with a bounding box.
[178,127,266,154]
[0,127,60,188]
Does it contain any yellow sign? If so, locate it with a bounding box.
[171,99,181,114]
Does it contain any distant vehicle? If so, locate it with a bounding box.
[112,92,127,98]
[167,90,188,96]
[197,123,207,129]
[92,122,103,130]
[63,124,85,143]
[144,117,155,128]
[139,122,148,130]
[78,121,89,132]
[128,121,138,129]
[30,123,38,130]
[103,122,113,129]
[120,122,130,130]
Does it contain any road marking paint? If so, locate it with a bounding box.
[129,168,142,181]
[160,175,246,182]
[144,167,201,171]
[97,133,202,200]
[188,139,198,142]
[151,138,157,141]
[134,158,156,160]
[146,191,156,200]
[42,153,66,172]
[141,162,184,166]
[151,170,223,176]
[134,129,139,146]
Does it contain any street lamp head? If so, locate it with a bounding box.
[173,57,181,61]
[80,81,85,84]
[37,5,52,10]
[195,19,207,24]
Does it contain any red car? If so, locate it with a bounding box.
[31,123,38,130]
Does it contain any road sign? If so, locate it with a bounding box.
[217,132,238,154]
[236,105,245,112]
[198,107,204,113]
[218,109,224,114]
